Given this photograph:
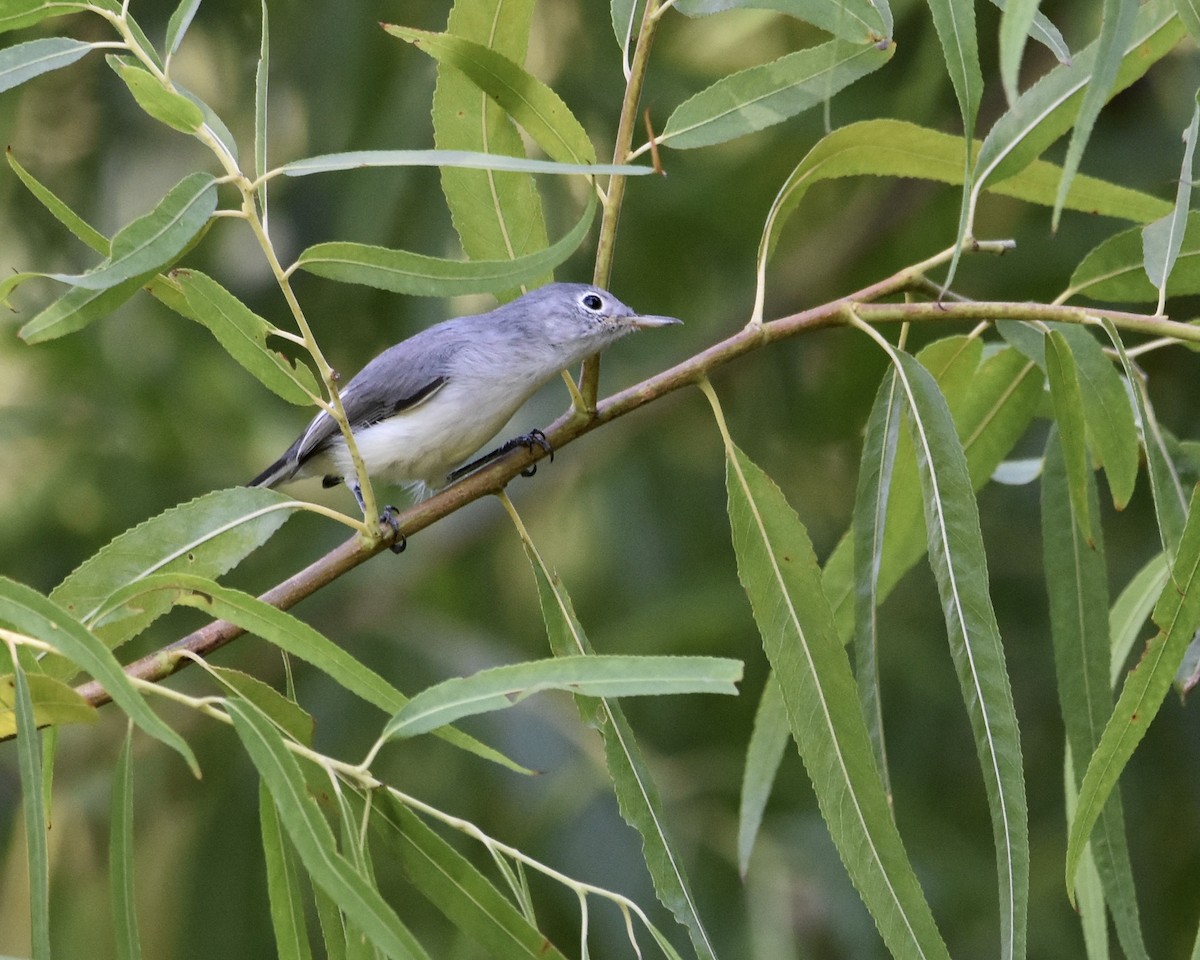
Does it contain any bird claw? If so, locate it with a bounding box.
[518,429,553,477]
[379,505,407,554]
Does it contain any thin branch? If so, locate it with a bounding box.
[68,248,1196,710]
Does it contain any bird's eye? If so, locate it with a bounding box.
[581,293,604,312]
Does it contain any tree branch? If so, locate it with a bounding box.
[70,244,1194,709]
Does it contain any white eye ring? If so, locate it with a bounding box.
[581,293,604,312]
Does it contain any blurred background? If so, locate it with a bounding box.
[1,1,1199,957]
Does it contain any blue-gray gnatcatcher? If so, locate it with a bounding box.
[248,282,680,517]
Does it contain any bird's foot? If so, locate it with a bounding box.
[379,505,407,554]
[446,429,554,483]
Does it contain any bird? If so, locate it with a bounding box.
[247,282,681,519]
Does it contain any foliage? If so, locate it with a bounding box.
[1,0,1200,958]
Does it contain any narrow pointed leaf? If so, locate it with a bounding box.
[890,352,1028,960]
[172,269,319,404]
[165,0,202,58]
[706,398,951,959]
[209,665,314,747]
[1097,319,1188,561]
[515,524,718,959]
[0,0,93,34]
[659,38,894,150]
[1176,0,1200,43]
[48,487,297,658]
[374,794,570,960]
[107,55,204,132]
[974,0,1180,193]
[1067,485,1200,899]
[384,25,595,165]
[227,699,425,960]
[998,0,1040,103]
[0,578,198,773]
[989,0,1072,64]
[824,340,1043,642]
[755,119,1168,305]
[737,674,790,878]
[1042,432,1148,960]
[0,37,93,93]
[853,368,904,790]
[273,149,648,179]
[110,727,143,960]
[47,172,216,290]
[611,0,638,70]
[1143,90,1200,313]
[7,645,50,960]
[260,780,315,960]
[1067,211,1200,302]
[1110,553,1170,687]
[295,192,595,296]
[1065,745,1110,960]
[675,0,891,44]
[6,148,108,253]
[1053,0,1138,229]
[1052,326,1138,510]
[98,573,525,772]
[926,0,981,139]
[1045,331,1094,544]
[18,269,160,343]
[382,655,740,740]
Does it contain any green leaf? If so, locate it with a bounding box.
[255,0,269,214]
[171,269,319,404]
[1067,211,1200,302]
[675,0,891,44]
[209,665,314,747]
[431,0,549,293]
[381,655,740,740]
[890,351,1028,960]
[705,388,951,960]
[1067,484,1200,901]
[18,270,158,343]
[6,644,51,960]
[0,0,89,35]
[824,339,1044,643]
[1097,320,1188,562]
[998,0,1040,103]
[737,674,790,878]
[164,0,202,59]
[1052,325,1139,510]
[514,517,718,959]
[47,171,217,291]
[273,149,649,180]
[227,699,426,960]
[0,671,95,727]
[1045,330,1094,545]
[107,55,204,132]
[1109,552,1170,687]
[373,794,571,960]
[852,368,904,793]
[294,191,596,297]
[659,38,894,150]
[1143,90,1200,313]
[0,36,93,93]
[260,780,315,960]
[110,727,143,960]
[755,120,1169,312]
[1042,431,1148,960]
[105,573,525,772]
[0,578,198,774]
[1176,0,1200,44]
[48,487,297,659]
[6,148,108,254]
[926,0,981,145]
[1052,0,1138,229]
[384,25,596,165]
[973,0,1181,193]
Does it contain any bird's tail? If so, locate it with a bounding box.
[247,454,298,489]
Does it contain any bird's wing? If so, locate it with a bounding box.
[293,373,448,465]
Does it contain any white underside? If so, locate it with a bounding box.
[300,374,543,490]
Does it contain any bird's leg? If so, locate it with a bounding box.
[352,480,406,553]
[447,429,554,483]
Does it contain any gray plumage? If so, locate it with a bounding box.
[248,282,680,504]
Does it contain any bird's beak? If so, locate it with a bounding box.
[627,313,683,329]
